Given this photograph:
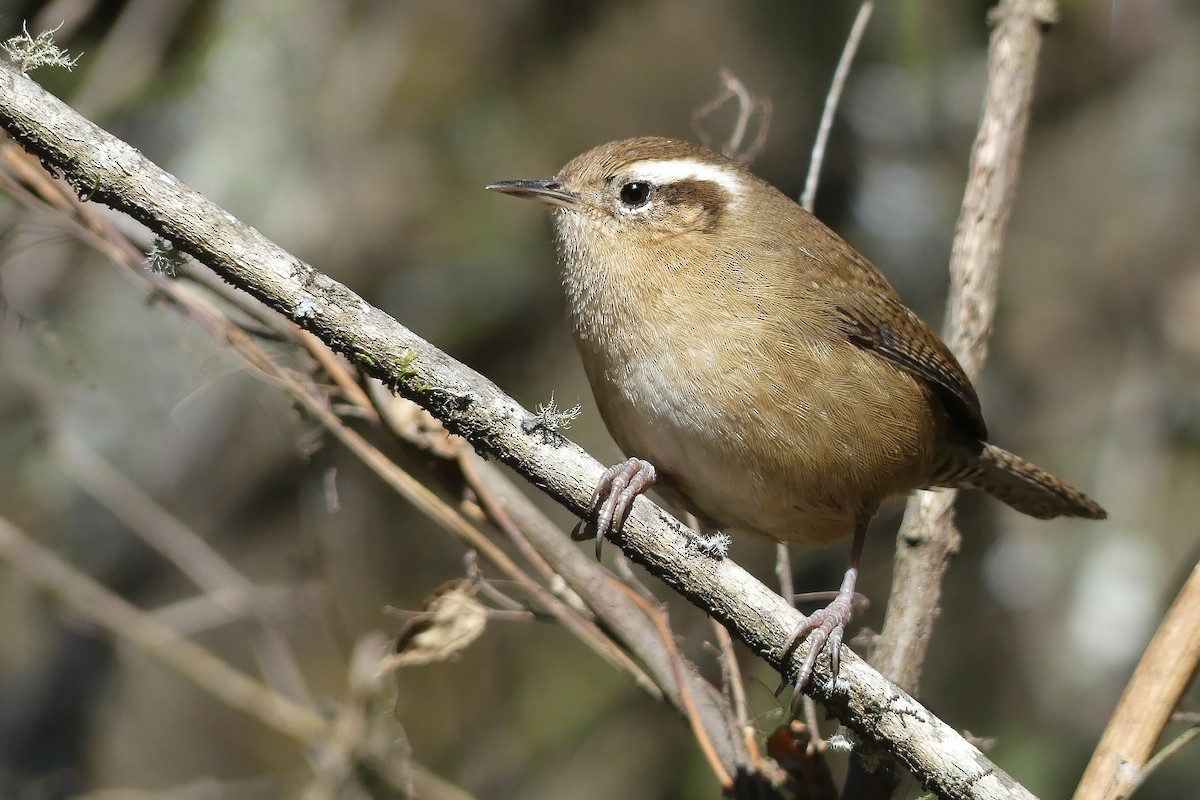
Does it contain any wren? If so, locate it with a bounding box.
[487,137,1105,689]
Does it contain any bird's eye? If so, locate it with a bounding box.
[619,182,652,208]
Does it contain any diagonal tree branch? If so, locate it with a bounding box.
[1072,560,1200,800]
[0,58,1037,799]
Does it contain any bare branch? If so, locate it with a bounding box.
[1120,725,1200,800]
[847,1,1060,795]
[1072,560,1200,800]
[801,1,874,212]
[693,68,772,163]
[873,0,1061,694]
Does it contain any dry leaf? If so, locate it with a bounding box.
[379,581,487,672]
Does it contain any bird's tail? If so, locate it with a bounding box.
[959,444,1107,520]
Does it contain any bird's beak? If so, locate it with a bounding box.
[485,179,581,211]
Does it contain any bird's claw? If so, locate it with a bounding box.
[781,589,856,698]
[577,458,657,559]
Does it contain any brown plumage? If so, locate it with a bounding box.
[488,136,1105,687]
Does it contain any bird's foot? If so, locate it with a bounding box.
[782,585,856,694]
[571,457,657,559]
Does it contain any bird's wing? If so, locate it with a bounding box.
[775,205,987,441]
[835,292,988,442]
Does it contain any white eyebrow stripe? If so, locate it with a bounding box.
[625,158,743,197]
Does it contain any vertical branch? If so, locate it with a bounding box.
[847,1,1059,796]
[873,0,1058,697]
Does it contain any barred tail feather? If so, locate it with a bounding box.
[968,444,1107,520]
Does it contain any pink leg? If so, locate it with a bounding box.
[573,457,657,559]
[783,515,867,691]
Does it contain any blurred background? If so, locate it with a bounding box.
[0,0,1197,798]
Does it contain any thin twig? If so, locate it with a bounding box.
[693,68,772,163]
[723,70,754,158]
[455,449,661,691]
[457,451,756,774]
[802,696,823,750]
[711,620,765,772]
[455,445,561,588]
[801,1,875,213]
[300,328,376,412]
[53,435,261,605]
[150,584,304,635]
[775,543,795,609]
[713,619,752,732]
[608,549,663,606]
[622,584,734,792]
[240,331,659,690]
[1119,725,1200,800]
